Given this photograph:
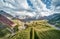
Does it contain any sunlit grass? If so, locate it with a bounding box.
[0,20,60,39]
[8,20,60,39]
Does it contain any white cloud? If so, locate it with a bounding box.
[0,0,58,19]
[51,0,60,13]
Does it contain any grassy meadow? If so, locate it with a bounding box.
[0,20,60,39]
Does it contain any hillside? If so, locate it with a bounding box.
[48,13,60,28]
[0,0,60,39]
[7,20,60,39]
[0,19,23,39]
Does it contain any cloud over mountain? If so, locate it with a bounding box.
[0,0,60,19]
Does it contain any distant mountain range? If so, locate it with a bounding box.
[0,10,60,26]
[47,13,60,28]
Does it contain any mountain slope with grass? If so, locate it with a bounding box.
[8,20,60,39]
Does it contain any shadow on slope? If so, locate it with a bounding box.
[47,13,60,28]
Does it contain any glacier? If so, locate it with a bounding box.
[0,0,60,19]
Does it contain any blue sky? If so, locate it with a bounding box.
[0,0,60,19]
[27,0,51,9]
[41,0,51,9]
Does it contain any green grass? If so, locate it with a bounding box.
[8,27,31,39]
[0,23,11,39]
[0,20,60,39]
[36,29,60,39]
[8,20,60,39]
